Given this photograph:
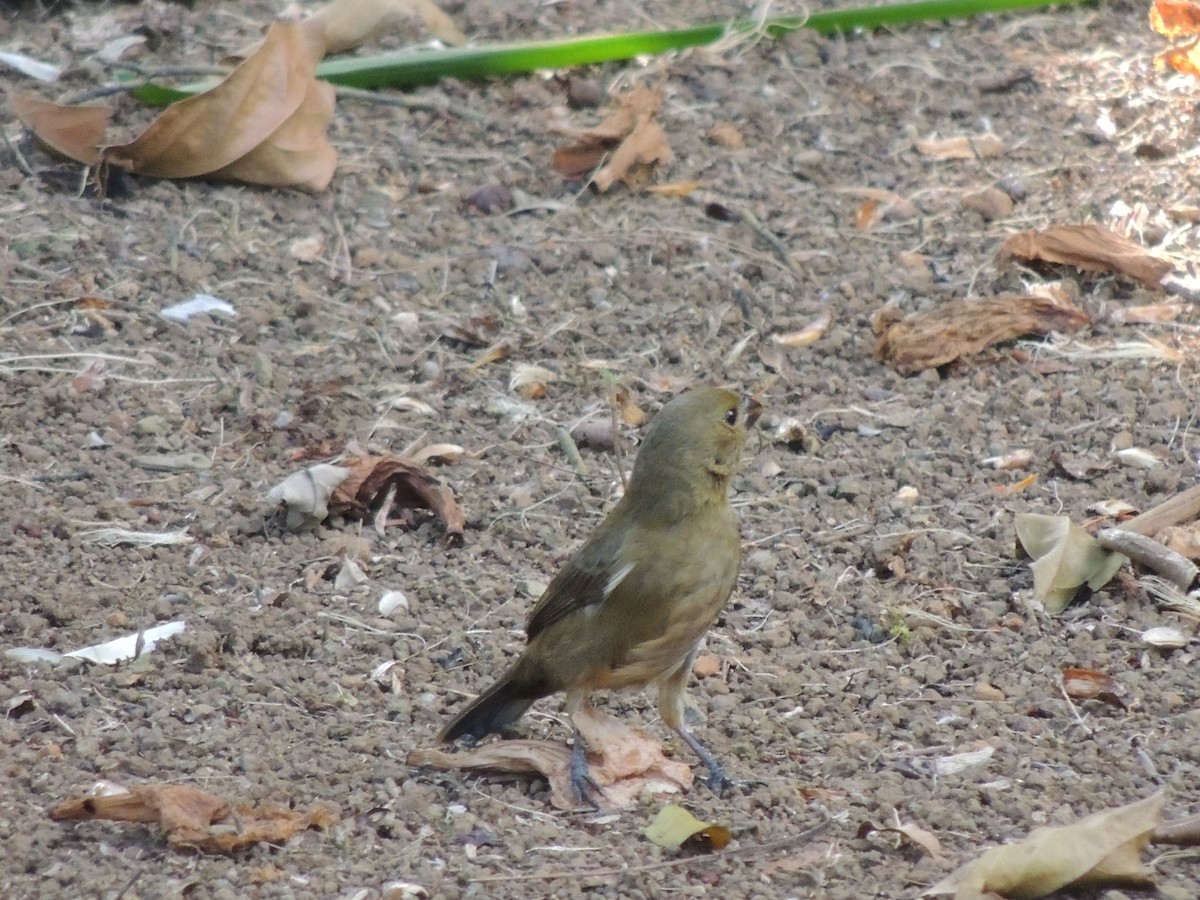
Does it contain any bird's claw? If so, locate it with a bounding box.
[569,728,608,809]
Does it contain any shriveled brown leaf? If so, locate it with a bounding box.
[997,224,1174,289]
[873,293,1090,375]
[924,791,1166,898]
[303,0,466,55]
[331,454,464,541]
[552,86,672,191]
[8,92,113,165]
[914,133,1004,159]
[104,21,336,191]
[50,781,337,852]
[408,706,691,809]
[1061,667,1125,709]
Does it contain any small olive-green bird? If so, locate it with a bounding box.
[441,387,762,800]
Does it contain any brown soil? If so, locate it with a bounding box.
[2,1,1198,897]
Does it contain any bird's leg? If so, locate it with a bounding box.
[674,725,729,794]
[568,725,606,808]
[659,646,730,793]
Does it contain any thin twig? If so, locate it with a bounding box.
[470,816,836,883]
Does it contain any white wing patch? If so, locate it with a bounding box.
[604,561,635,600]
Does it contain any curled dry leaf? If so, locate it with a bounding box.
[9,91,113,165]
[644,804,732,853]
[267,462,352,530]
[408,705,691,809]
[50,781,337,853]
[104,21,336,192]
[552,85,672,192]
[924,791,1167,899]
[873,293,1090,376]
[331,455,464,541]
[996,224,1174,289]
[1015,514,1126,614]
[981,449,1035,471]
[772,310,832,348]
[1061,667,1124,709]
[858,820,944,859]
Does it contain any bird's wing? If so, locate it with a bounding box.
[525,523,632,641]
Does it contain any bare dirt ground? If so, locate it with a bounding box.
[2,0,1199,897]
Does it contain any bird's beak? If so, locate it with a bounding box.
[742,395,763,429]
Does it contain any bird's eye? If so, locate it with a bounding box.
[724,408,738,426]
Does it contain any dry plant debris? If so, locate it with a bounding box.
[873,293,1090,375]
[330,454,465,541]
[7,0,464,191]
[924,791,1166,898]
[913,132,1005,159]
[643,804,732,853]
[552,85,673,191]
[406,705,692,810]
[996,224,1175,289]
[50,781,338,853]
[1014,514,1126,613]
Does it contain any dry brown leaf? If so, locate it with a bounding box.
[8,92,113,165]
[997,224,1174,289]
[49,781,337,852]
[873,293,1091,375]
[552,86,671,191]
[331,454,465,541]
[104,21,336,192]
[1061,667,1125,710]
[303,0,466,55]
[924,791,1166,898]
[408,706,691,809]
[914,133,1004,159]
[855,198,882,231]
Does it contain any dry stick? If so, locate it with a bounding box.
[471,817,835,883]
[1097,529,1200,593]
[1154,813,1200,848]
[1119,484,1200,537]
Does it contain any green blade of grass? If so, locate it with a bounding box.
[130,0,1091,105]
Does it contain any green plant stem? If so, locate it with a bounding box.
[130,0,1092,105]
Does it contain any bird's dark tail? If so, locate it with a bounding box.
[440,658,549,742]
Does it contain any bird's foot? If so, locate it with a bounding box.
[676,726,732,796]
[569,728,607,809]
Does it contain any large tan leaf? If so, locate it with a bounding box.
[925,792,1166,899]
[210,76,337,192]
[104,21,331,185]
[8,91,113,165]
[997,224,1174,289]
